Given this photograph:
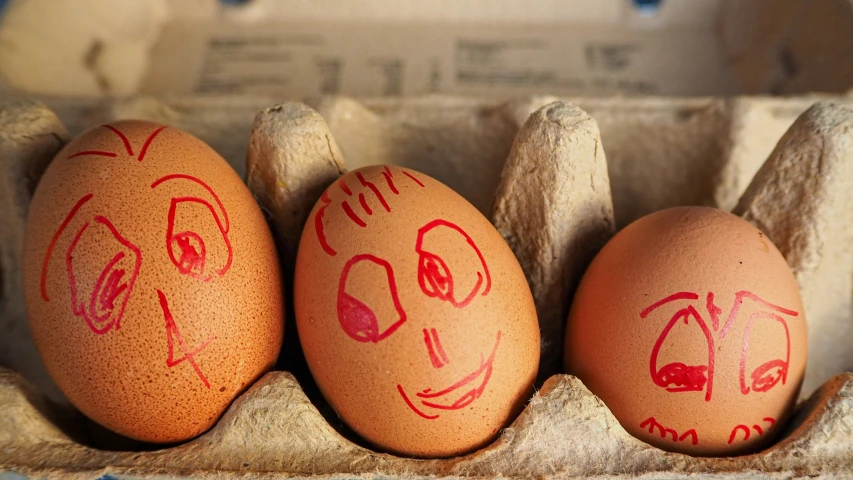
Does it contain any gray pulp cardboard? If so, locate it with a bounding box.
[0,101,69,403]
[2,94,853,478]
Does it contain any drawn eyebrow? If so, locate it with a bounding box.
[67,125,168,161]
[719,291,799,339]
[151,173,230,233]
[68,150,117,159]
[640,292,700,318]
[137,126,167,162]
[356,172,390,212]
[315,191,336,256]
[313,167,426,257]
[382,166,399,194]
[402,170,425,187]
[104,125,134,156]
[152,174,233,280]
[342,201,366,227]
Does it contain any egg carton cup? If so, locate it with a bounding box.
[1,94,853,479]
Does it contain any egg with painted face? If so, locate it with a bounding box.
[565,206,807,456]
[294,165,540,458]
[22,120,283,443]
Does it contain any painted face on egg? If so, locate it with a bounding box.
[295,165,539,458]
[24,120,283,442]
[40,124,229,386]
[565,207,807,456]
[638,289,798,449]
[317,169,497,417]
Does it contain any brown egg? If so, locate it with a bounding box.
[294,165,539,458]
[22,120,284,443]
[565,206,807,456]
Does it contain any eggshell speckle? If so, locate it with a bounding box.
[565,206,807,456]
[22,120,284,443]
[294,165,540,458]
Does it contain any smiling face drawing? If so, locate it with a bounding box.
[24,121,283,442]
[321,169,497,419]
[295,165,539,457]
[565,207,808,456]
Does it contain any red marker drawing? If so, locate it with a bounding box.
[315,191,337,256]
[381,166,399,194]
[68,124,167,162]
[398,331,501,419]
[356,171,390,213]
[41,193,94,302]
[151,174,232,281]
[415,219,491,308]
[337,254,407,343]
[313,167,426,256]
[64,215,141,335]
[739,311,791,395]
[727,420,777,445]
[69,151,116,159]
[402,171,425,187]
[639,417,698,445]
[648,304,715,401]
[157,289,213,388]
[104,125,134,156]
[642,290,797,402]
[424,328,450,368]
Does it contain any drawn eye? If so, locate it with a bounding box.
[152,174,232,282]
[337,254,406,343]
[418,252,453,298]
[166,197,231,281]
[65,215,141,334]
[740,311,790,395]
[414,219,491,308]
[649,304,715,402]
[170,230,206,276]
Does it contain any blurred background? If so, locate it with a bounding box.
[0,0,850,99]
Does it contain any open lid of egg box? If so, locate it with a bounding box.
[1,0,853,97]
[2,92,853,478]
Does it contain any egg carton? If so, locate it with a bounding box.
[2,93,853,479]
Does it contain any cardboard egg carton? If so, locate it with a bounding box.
[2,93,853,478]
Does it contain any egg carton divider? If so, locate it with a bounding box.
[1,95,853,478]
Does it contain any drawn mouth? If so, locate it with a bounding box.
[397,330,501,419]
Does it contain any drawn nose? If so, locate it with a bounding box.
[423,328,449,368]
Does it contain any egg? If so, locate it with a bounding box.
[565,206,807,456]
[22,120,284,443]
[294,165,540,458]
